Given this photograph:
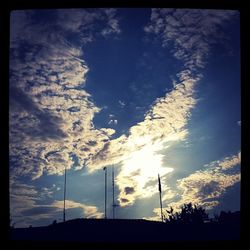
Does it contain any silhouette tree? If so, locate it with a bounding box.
[166,203,209,224]
[166,206,178,223]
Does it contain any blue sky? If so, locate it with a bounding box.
[9,8,240,227]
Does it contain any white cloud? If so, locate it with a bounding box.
[178,153,241,201]
[118,100,126,107]
[40,184,62,199]
[9,9,122,181]
[108,119,118,125]
[52,200,103,219]
[218,152,241,170]
[174,171,240,210]
[144,9,237,70]
[101,8,121,37]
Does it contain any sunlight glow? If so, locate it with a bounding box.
[117,139,174,206]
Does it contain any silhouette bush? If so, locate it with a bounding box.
[166,203,209,224]
[217,210,240,224]
[51,220,57,226]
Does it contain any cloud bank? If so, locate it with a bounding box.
[10,9,120,181]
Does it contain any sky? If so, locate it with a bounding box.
[9,8,241,228]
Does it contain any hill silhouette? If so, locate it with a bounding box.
[10,213,240,242]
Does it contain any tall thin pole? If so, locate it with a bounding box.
[158,174,164,222]
[63,165,67,222]
[103,167,107,219]
[112,166,115,219]
[159,191,163,222]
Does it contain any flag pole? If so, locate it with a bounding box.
[158,174,164,222]
[63,165,67,222]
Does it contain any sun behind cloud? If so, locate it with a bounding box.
[117,140,174,206]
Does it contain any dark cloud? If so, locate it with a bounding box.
[144,179,157,187]
[22,206,57,216]
[68,106,81,112]
[10,85,67,140]
[199,181,220,197]
[121,198,129,203]
[81,147,90,152]
[90,142,110,161]
[124,187,135,195]
[130,170,141,176]
[86,140,97,146]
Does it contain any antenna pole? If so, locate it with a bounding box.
[104,167,107,219]
[63,165,67,222]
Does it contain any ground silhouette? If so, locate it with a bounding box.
[10,211,240,242]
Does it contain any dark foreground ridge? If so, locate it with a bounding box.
[10,216,240,242]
